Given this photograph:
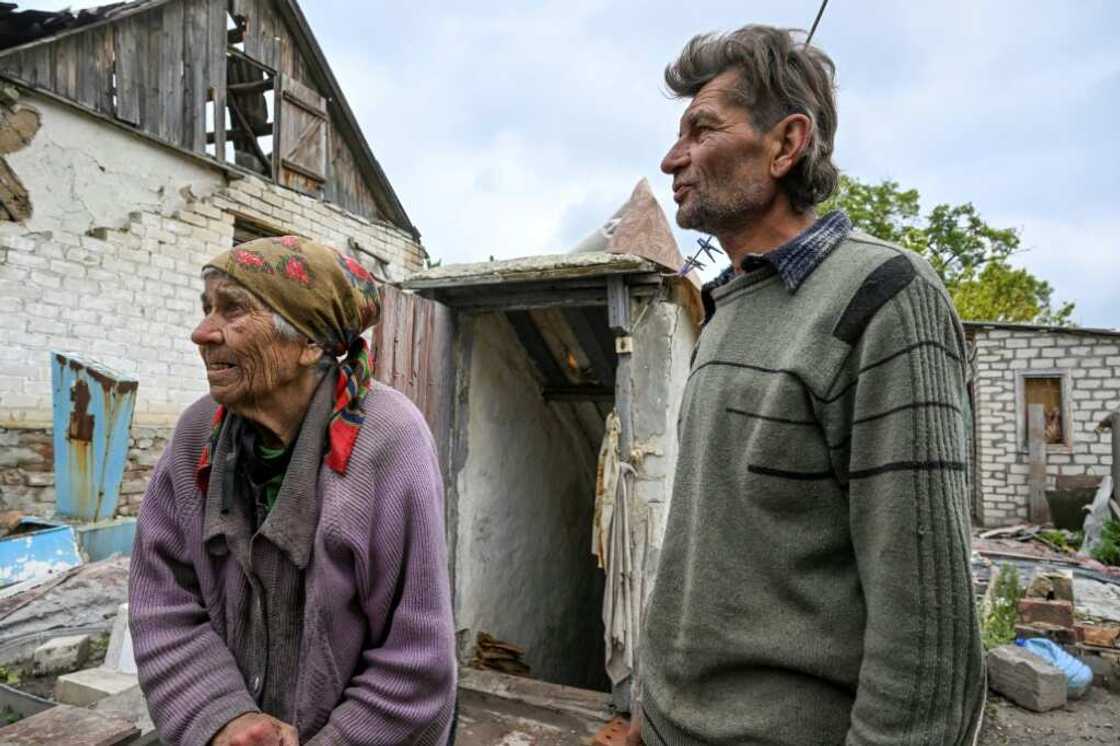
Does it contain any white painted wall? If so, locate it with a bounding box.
[453,312,606,690]
[627,291,697,599]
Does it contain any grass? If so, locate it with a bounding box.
[1037,528,1082,552]
[981,564,1023,650]
[1090,519,1120,566]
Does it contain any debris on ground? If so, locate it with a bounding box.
[469,631,531,678]
[988,643,1068,712]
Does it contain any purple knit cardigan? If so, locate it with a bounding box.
[128,384,456,745]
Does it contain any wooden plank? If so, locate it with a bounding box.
[396,291,416,399]
[159,0,185,142]
[373,284,398,386]
[142,7,162,133]
[77,27,113,111]
[207,0,227,161]
[1028,403,1050,524]
[182,0,210,152]
[411,298,430,414]
[426,299,455,466]
[51,36,79,101]
[113,16,141,125]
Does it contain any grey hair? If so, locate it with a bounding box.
[200,266,332,369]
[665,25,839,212]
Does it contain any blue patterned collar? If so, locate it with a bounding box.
[704,210,853,296]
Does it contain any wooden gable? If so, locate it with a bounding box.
[0,0,416,238]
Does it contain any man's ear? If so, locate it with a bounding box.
[299,340,324,368]
[769,113,812,179]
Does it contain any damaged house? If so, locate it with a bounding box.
[0,0,705,716]
[0,0,426,519]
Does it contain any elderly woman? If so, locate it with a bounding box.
[128,237,456,746]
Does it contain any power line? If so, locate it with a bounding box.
[806,0,830,44]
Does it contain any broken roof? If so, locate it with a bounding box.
[0,0,419,240]
[964,320,1120,339]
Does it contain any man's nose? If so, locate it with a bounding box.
[661,139,688,175]
[190,316,222,347]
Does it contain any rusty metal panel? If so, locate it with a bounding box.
[50,353,138,522]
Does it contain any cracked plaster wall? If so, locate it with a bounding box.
[4,96,223,236]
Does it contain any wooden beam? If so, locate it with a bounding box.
[1027,403,1050,524]
[607,276,631,337]
[437,288,606,312]
[562,307,614,386]
[505,310,565,386]
[226,94,271,172]
[207,121,272,144]
[542,385,614,403]
[229,79,275,95]
[227,47,276,76]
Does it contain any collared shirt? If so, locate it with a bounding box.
[701,210,853,319]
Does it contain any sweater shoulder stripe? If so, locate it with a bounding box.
[833,254,917,345]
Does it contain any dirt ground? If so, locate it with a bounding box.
[978,687,1120,745]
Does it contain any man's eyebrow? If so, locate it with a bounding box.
[681,109,720,132]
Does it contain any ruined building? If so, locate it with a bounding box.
[0,0,426,516]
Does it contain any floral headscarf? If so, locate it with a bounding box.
[195,236,381,493]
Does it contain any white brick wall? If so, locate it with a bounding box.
[971,327,1120,526]
[0,173,425,429]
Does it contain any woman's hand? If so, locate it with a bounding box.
[212,713,299,746]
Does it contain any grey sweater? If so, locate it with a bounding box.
[641,232,984,745]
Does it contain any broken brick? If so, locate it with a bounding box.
[1017,598,1074,629]
[1076,623,1120,648]
[1015,623,1078,646]
[592,717,630,746]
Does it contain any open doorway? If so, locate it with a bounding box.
[453,307,614,692]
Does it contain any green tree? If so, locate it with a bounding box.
[820,175,1074,325]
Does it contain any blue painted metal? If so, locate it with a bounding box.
[0,518,83,588]
[75,517,138,562]
[50,352,139,522]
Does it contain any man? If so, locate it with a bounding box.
[631,26,984,745]
[129,237,456,745]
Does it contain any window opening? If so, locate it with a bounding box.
[1023,376,1066,446]
[233,215,284,245]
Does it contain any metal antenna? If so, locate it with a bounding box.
[807,0,830,44]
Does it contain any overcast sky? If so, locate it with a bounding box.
[24,1,1120,327]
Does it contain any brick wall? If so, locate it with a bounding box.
[972,326,1120,526]
[0,172,425,516]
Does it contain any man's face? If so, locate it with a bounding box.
[190,275,309,412]
[661,69,779,234]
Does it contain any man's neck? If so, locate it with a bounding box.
[231,370,324,448]
[716,199,817,272]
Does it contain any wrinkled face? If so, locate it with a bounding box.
[661,69,778,234]
[190,275,309,412]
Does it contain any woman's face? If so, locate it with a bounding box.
[190,274,309,412]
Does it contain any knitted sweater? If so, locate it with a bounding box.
[640,232,984,745]
[128,382,456,745]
